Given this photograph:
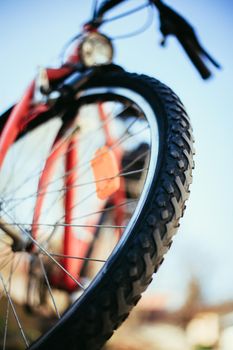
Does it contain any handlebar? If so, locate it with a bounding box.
[90,0,221,79]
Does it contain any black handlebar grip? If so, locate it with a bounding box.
[178,37,212,79]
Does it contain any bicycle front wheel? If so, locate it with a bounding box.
[0,70,194,350]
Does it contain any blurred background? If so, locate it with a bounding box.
[0,0,233,349]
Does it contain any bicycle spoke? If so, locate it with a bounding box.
[38,255,61,319]
[0,272,29,348]
[2,258,15,350]
[42,252,106,263]
[71,199,138,221]
[0,222,126,229]
[3,291,10,350]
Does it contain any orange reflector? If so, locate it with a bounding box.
[91,145,120,200]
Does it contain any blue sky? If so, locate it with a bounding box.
[0,0,233,306]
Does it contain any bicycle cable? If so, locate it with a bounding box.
[92,0,100,19]
[97,1,151,25]
[110,2,154,40]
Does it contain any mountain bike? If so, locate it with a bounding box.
[0,1,220,349]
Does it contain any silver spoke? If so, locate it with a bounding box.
[43,252,106,263]
[3,258,15,350]
[3,291,10,350]
[0,272,29,348]
[71,199,138,222]
[38,255,61,319]
[1,222,126,229]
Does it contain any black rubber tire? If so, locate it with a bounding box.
[27,70,194,350]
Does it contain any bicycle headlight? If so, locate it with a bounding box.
[79,32,113,67]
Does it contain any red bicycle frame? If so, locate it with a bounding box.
[0,24,126,292]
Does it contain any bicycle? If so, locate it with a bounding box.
[0,1,220,349]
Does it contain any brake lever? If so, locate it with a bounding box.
[152,0,221,79]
